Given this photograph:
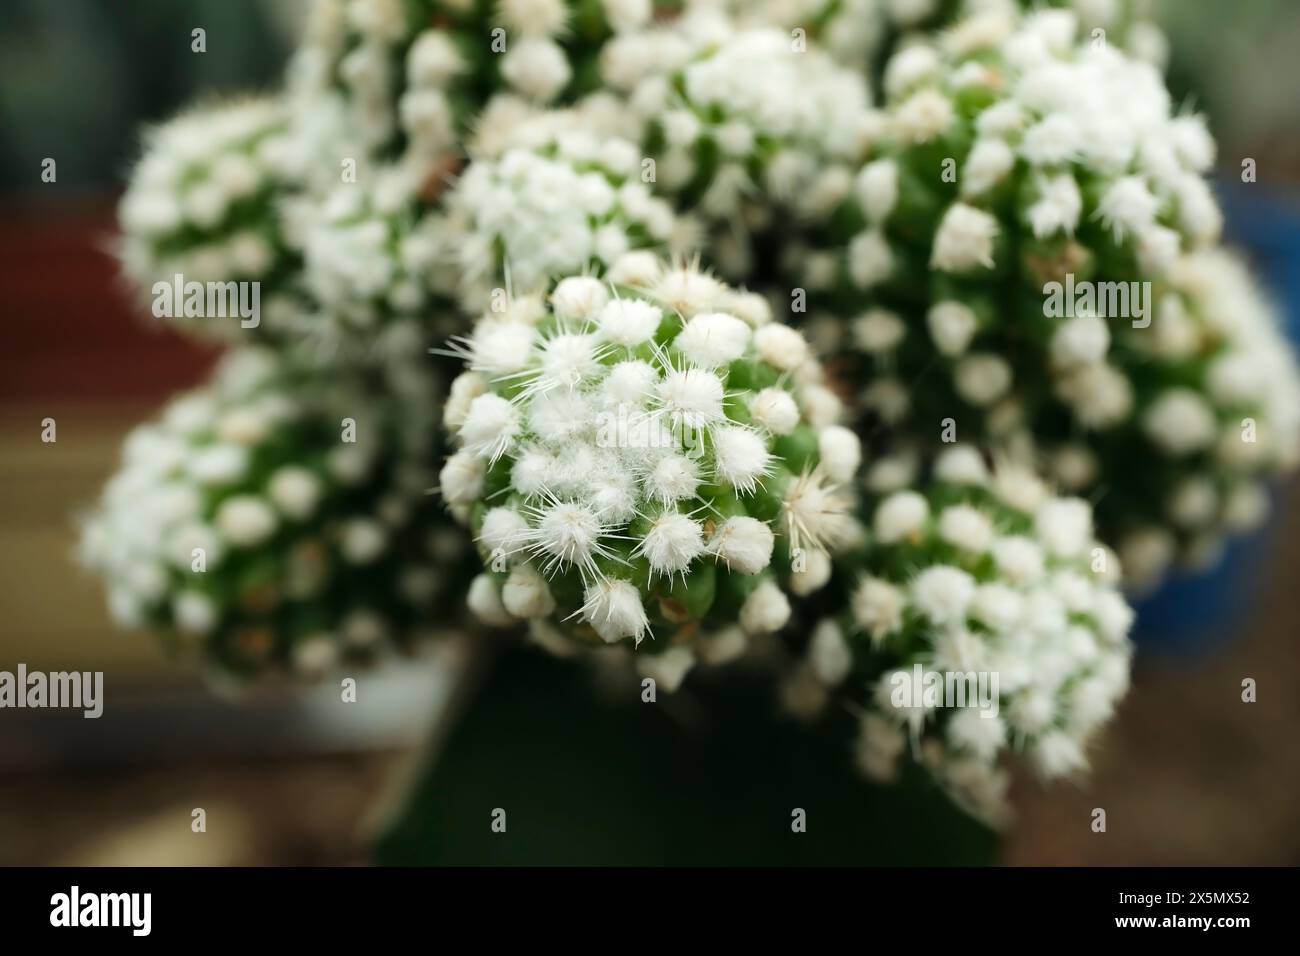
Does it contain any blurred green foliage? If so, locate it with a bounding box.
[1158,0,1300,176]
[4,0,1300,196]
[0,0,296,195]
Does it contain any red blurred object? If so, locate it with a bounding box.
[0,201,220,402]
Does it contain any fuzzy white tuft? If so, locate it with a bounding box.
[739,579,792,635]
[268,467,323,521]
[444,372,488,430]
[784,470,854,554]
[1034,497,1094,560]
[581,577,649,644]
[644,454,701,505]
[638,511,705,576]
[439,451,486,507]
[1143,388,1217,456]
[938,504,994,553]
[931,204,999,272]
[606,250,662,287]
[530,500,607,578]
[753,323,810,372]
[789,546,832,596]
[656,367,726,431]
[468,321,537,377]
[500,37,572,103]
[809,618,853,685]
[817,425,862,484]
[970,582,1024,633]
[954,353,1012,407]
[712,426,772,494]
[991,462,1048,513]
[892,88,955,143]
[991,535,1046,585]
[961,138,1015,197]
[536,332,602,391]
[339,518,387,564]
[933,446,989,486]
[847,229,895,288]
[637,646,694,692]
[598,297,662,346]
[1029,731,1088,779]
[708,516,775,575]
[856,159,899,224]
[873,490,929,545]
[601,360,658,407]
[1051,314,1110,367]
[551,276,610,320]
[1028,173,1082,238]
[173,591,218,636]
[910,565,977,626]
[215,495,278,547]
[946,708,1007,762]
[1097,175,1159,242]
[468,573,518,627]
[674,311,752,367]
[852,308,906,354]
[748,387,800,435]
[926,301,979,357]
[502,563,557,618]
[479,506,529,558]
[459,392,521,462]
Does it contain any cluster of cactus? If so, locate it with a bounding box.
[782,446,1133,825]
[117,98,295,315]
[84,0,1299,824]
[80,331,465,677]
[784,10,1300,590]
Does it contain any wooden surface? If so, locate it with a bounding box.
[1006,493,1300,865]
[0,403,187,678]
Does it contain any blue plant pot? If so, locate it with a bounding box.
[1132,507,1277,658]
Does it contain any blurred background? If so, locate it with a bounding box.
[1,0,1299,865]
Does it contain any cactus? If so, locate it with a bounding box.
[781,446,1133,824]
[79,332,465,677]
[439,257,863,686]
[117,98,297,338]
